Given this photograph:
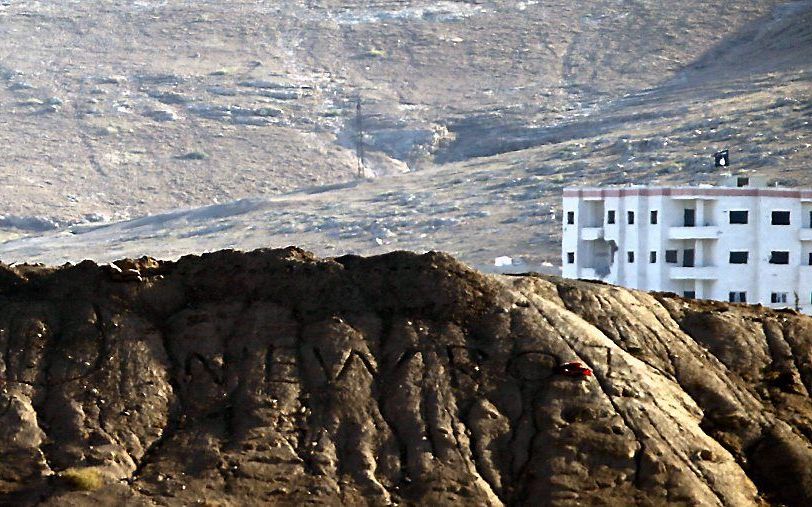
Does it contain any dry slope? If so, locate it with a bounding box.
[1,249,811,505]
[0,0,791,225]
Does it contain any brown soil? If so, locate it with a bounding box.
[1,249,811,505]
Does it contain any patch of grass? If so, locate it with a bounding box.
[61,467,103,491]
[209,67,235,76]
[320,108,342,118]
[177,151,209,160]
[364,48,387,58]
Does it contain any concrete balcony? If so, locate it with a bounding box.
[800,229,812,241]
[669,266,718,280]
[580,227,604,241]
[668,226,721,240]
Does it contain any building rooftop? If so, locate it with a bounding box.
[563,185,812,199]
[564,174,812,199]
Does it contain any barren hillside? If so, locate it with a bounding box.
[0,0,804,226]
[1,249,811,505]
[1,0,809,271]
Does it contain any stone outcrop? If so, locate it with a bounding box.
[0,248,811,505]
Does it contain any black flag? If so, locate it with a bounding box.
[714,150,730,167]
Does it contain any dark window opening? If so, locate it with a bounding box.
[650,251,657,263]
[729,251,749,264]
[566,211,574,224]
[771,292,788,304]
[684,208,695,227]
[684,291,696,299]
[627,251,635,263]
[607,210,616,224]
[809,210,812,228]
[729,292,747,303]
[737,177,749,187]
[729,210,748,224]
[627,211,635,225]
[683,249,695,267]
[808,252,812,266]
[772,211,791,225]
[769,251,789,264]
[665,250,678,263]
[567,252,575,264]
[650,210,658,224]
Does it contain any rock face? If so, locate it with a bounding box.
[0,248,811,505]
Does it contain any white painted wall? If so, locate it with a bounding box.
[562,185,812,314]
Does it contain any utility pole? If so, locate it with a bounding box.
[356,97,365,178]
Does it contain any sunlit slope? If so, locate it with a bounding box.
[0,0,785,226]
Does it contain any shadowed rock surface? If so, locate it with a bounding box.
[0,248,811,505]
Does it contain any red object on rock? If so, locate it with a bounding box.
[555,361,593,379]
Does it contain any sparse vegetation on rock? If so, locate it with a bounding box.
[60,468,103,492]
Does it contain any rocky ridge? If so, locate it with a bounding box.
[1,248,811,505]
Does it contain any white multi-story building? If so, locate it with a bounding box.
[562,176,812,313]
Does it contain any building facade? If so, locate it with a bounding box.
[562,177,812,313]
